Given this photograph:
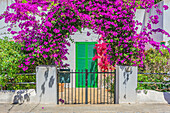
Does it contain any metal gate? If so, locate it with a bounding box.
[57,69,116,104]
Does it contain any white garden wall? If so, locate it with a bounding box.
[135,0,170,47]
[0,89,169,104]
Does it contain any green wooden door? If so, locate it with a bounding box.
[76,42,98,88]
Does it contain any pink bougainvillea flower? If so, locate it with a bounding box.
[119,53,122,56]
[163,5,169,10]
[57,34,62,36]
[154,15,159,19]
[154,4,158,8]
[120,59,125,64]
[0,16,3,20]
[156,8,163,15]
[32,61,35,65]
[24,61,30,65]
[110,39,113,43]
[25,58,30,61]
[44,21,53,27]
[44,48,50,52]
[23,66,28,71]
[87,31,91,36]
[43,54,48,58]
[146,9,150,13]
[147,23,152,29]
[7,28,11,31]
[55,61,58,65]
[53,28,60,33]
[18,64,23,68]
[53,53,58,57]
[49,33,52,37]
[113,32,118,36]
[44,41,48,45]
[11,31,17,34]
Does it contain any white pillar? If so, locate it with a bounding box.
[163,0,170,46]
[36,65,58,104]
[115,65,138,104]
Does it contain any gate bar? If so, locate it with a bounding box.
[78,70,80,104]
[97,72,98,104]
[85,69,88,104]
[72,69,73,104]
[107,71,108,104]
[68,76,70,104]
[110,70,113,104]
[90,72,92,104]
[104,71,105,104]
[65,79,66,104]
[82,69,83,104]
[93,72,95,104]
[57,70,59,104]
[100,72,102,104]
[75,69,76,104]
[114,69,119,104]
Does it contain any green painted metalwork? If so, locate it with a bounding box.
[76,42,98,88]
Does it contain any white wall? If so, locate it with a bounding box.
[134,9,145,34]
[0,0,15,39]
[63,28,99,88]
[150,1,164,43]
[65,28,99,70]
[135,0,170,47]
[163,0,170,45]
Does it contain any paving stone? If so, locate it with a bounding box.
[0,103,170,113]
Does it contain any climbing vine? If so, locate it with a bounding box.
[0,0,169,71]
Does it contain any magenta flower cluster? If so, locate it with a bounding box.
[0,0,170,71]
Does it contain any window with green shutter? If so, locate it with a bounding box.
[76,42,98,88]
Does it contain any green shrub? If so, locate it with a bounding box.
[0,37,36,90]
[138,48,170,92]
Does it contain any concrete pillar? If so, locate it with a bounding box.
[36,65,58,104]
[115,65,138,104]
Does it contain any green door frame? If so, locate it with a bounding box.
[75,42,98,88]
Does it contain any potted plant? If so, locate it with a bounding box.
[160,41,166,46]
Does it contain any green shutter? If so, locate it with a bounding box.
[76,42,98,88]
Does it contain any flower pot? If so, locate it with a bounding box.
[160,41,166,45]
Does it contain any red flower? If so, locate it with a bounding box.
[92,54,100,61]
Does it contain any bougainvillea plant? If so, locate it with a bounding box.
[92,35,115,72]
[0,0,170,71]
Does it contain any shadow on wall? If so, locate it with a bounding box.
[13,90,31,104]
[28,68,47,112]
[12,67,55,105]
[163,92,170,104]
[29,66,55,112]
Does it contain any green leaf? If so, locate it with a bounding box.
[22,0,27,3]
[51,21,56,24]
